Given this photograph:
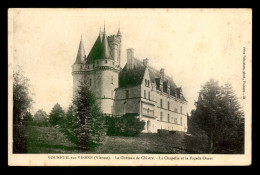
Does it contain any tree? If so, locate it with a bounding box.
[49,103,65,126]
[215,83,244,153]
[13,67,33,153]
[72,81,107,150]
[191,79,244,153]
[106,113,145,136]
[13,67,32,125]
[33,109,49,126]
[61,105,77,144]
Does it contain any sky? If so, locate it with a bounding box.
[10,8,251,115]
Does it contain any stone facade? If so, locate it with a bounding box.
[72,26,188,133]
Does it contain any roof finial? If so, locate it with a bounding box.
[104,20,106,33]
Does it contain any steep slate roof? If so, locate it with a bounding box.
[86,31,113,64]
[119,58,146,87]
[118,58,187,101]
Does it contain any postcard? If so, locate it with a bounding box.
[8,8,252,166]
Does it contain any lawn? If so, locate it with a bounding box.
[26,125,208,154]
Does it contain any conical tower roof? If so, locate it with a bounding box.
[101,29,111,59]
[74,36,86,64]
[117,28,122,36]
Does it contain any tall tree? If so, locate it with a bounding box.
[49,103,65,126]
[73,80,107,150]
[191,79,244,153]
[13,66,32,153]
[13,67,32,125]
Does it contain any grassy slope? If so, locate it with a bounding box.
[27,125,77,153]
[27,126,208,154]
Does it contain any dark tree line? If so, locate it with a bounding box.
[191,79,244,154]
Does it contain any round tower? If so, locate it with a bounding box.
[82,25,121,115]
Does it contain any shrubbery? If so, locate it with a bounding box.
[106,113,145,136]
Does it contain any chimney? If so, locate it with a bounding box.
[143,58,149,67]
[160,68,165,81]
[127,48,134,70]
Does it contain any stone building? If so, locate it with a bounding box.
[72,26,188,133]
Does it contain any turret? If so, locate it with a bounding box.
[74,35,86,65]
[72,36,87,97]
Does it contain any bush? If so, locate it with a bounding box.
[106,113,145,136]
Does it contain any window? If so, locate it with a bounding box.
[144,90,146,99]
[148,80,150,87]
[160,99,163,108]
[180,117,182,125]
[148,91,150,100]
[89,79,92,86]
[126,90,129,99]
[105,60,107,64]
[174,118,177,123]
[168,114,170,122]
[180,106,182,114]
[168,102,170,110]
[145,79,147,86]
[111,76,114,84]
[160,112,163,121]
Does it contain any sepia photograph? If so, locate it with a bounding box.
[8,8,252,166]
